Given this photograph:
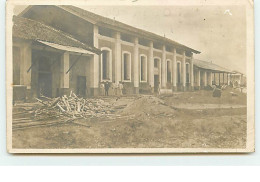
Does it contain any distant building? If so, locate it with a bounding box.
[12,5,234,100]
[230,71,247,87]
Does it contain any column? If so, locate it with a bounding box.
[218,73,221,86]
[60,52,70,95]
[197,70,200,90]
[91,25,99,96]
[208,72,212,86]
[227,73,230,85]
[20,42,32,98]
[181,51,186,91]
[227,73,229,85]
[114,32,121,84]
[223,73,225,84]
[161,45,166,88]
[172,48,177,91]
[148,41,154,89]
[20,43,32,88]
[133,37,139,94]
[204,71,207,88]
[190,53,194,91]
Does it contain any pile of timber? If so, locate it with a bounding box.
[34,91,114,120]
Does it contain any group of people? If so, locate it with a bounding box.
[100,81,162,96]
[100,81,124,96]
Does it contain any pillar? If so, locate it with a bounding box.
[20,42,32,98]
[190,54,194,91]
[223,73,225,85]
[227,73,229,85]
[219,73,221,86]
[197,70,200,90]
[133,37,139,94]
[204,71,207,88]
[148,41,154,89]
[181,51,186,91]
[172,48,177,91]
[90,25,99,96]
[114,32,121,84]
[161,45,166,88]
[227,73,230,85]
[20,43,32,87]
[207,72,212,86]
[60,52,70,95]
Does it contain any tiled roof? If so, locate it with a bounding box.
[193,59,232,73]
[13,16,101,54]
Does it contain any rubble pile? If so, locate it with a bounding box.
[34,91,114,120]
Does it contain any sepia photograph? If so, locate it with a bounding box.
[6,0,254,153]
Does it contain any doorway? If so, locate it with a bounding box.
[38,73,52,97]
[37,56,52,97]
[154,75,159,93]
[77,76,87,97]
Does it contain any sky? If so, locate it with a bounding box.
[14,5,246,74]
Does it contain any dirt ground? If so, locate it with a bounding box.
[12,87,247,149]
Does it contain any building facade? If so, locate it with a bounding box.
[13,5,234,101]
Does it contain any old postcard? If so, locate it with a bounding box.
[6,0,254,153]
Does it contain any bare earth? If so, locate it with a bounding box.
[12,88,247,149]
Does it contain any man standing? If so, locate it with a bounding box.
[104,81,110,96]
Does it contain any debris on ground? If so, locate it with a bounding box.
[34,91,114,120]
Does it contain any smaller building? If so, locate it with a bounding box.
[193,59,233,89]
[230,71,247,87]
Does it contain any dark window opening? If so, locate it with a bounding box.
[139,38,149,47]
[166,46,172,52]
[140,56,146,81]
[99,27,114,38]
[154,59,159,68]
[177,62,181,84]
[153,42,162,50]
[121,33,133,43]
[186,64,190,83]
[167,61,171,83]
[176,49,183,55]
[123,53,131,80]
[102,50,110,80]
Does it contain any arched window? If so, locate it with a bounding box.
[186,63,190,83]
[166,59,171,83]
[140,55,147,82]
[101,47,112,81]
[177,61,181,84]
[122,51,131,81]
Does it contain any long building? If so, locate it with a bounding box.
[12,5,232,100]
